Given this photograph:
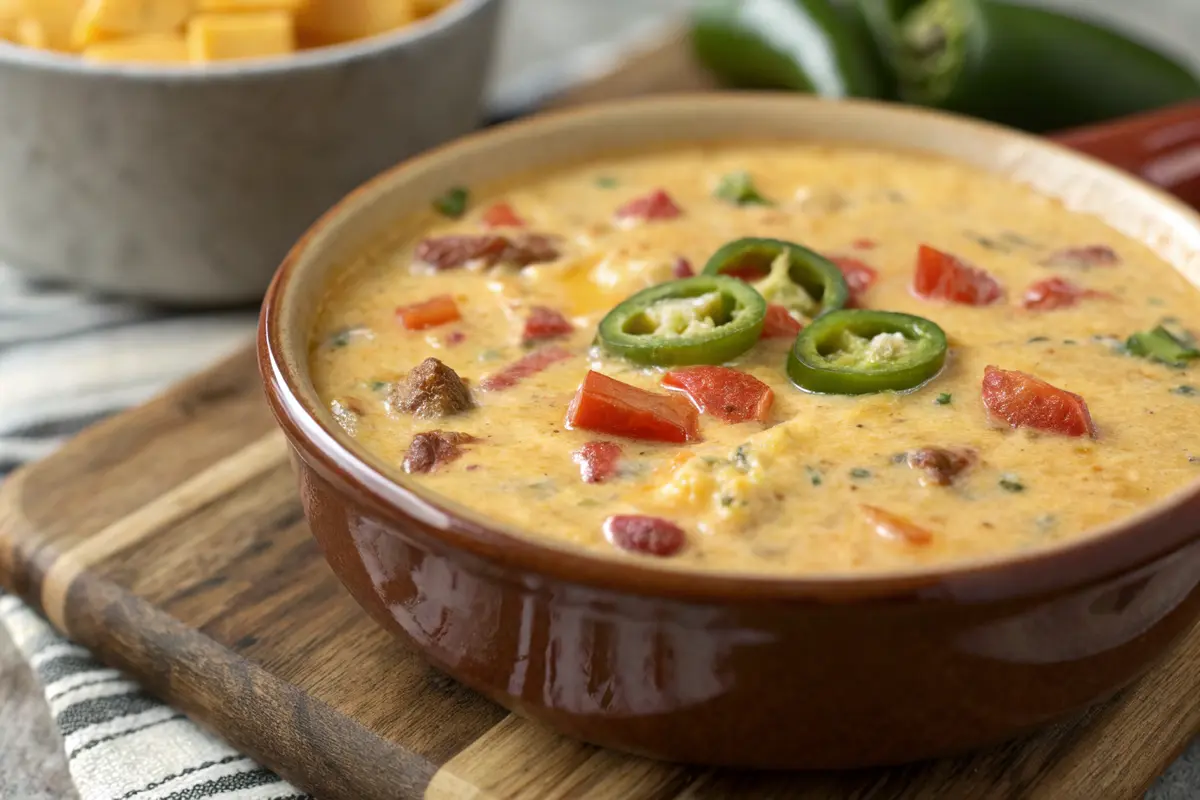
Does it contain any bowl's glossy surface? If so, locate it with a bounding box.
[0,0,500,304]
[259,95,1200,768]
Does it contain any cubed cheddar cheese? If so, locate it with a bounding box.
[83,31,188,61]
[296,0,414,46]
[73,0,195,47]
[20,0,84,50]
[186,10,293,61]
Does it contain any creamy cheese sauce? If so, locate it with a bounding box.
[310,143,1200,574]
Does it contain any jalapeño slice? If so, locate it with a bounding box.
[597,275,767,366]
[702,237,850,320]
[787,309,948,394]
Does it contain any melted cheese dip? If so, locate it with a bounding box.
[310,144,1200,575]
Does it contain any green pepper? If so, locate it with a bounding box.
[1126,325,1200,368]
[702,237,849,321]
[857,0,1200,133]
[597,276,767,367]
[787,309,947,394]
[692,0,887,98]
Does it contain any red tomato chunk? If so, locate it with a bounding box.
[573,441,622,483]
[829,255,878,303]
[982,365,1097,438]
[1021,277,1111,310]
[1041,245,1119,268]
[604,514,686,557]
[522,306,573,343]
[760,304,803,339]
[615,189,682,221]
[481,202,525,228]
[566,371,700,443]
[913,244,1004,305]
[671,257,695,278]
[661,366,774,424]
[397,295,460,330]
[479,346,571,391]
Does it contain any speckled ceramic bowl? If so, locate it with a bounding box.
[260,95,1200,768]
[0,0,501,304]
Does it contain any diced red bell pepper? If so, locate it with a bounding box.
[481,202,525,229]
[522,306,573,343]
[1040,245,1119,268]
[479,346,572,391]
[604,514,687,556]
[1021,277,1111,310]
[573,441,622,483]
[671,257,695,278]
[662,366,774,424]
[396,295,460,330]
[913,245,1004,305]
[566,371,700,443]
[760,304,803,339]
[860,505,933,546]
[615,189,682,222]
[981,365,1097,437]
[829,255,878,303]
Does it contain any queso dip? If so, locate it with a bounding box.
[310,143,1200,574]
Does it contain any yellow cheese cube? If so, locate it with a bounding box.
[186,11,293,61]
[18,0,84,50]
[83,32,188,61]
[296,0,414,46]
[197,0,306,11]
[72,0,194,47]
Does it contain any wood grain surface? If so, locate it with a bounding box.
[1,28,1198,800]
[0,347,1197,799]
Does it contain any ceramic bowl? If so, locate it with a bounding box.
[258,95,1200,769]
[0,0,501,304]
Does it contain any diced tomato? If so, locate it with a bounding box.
[1021,277,1112,310]
[566,371,700,443]
[522,306,573,343]
[573,441,622,483]
[671,257,695,278]
[1040,245,1119,269]
[662,366,774,424]
[481,202,525,228]
[604,514,687,556]
[860,505,933,546]
[829,255,878,303]
[760,304,803,339]
[396,295,460,330]
[615,189,682,222]
[981,365,1097,438]
[913,244,1004,305]
[479,346,572,391]
[852,238,877,250]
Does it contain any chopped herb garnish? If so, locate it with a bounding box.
[850,468,872,479]
[965,232,1010,252]
[1172,385,1197,396]
[702,456,723,467]
[1035,513,1057,532]
[1148,297,1165,306]
[714,170,773,207]
[477,349,503,362]
[1062,339,1077,345]
[369,380,389,392]
[594,176,619,189]
[328,326,370,348]
[432,186,469,218]
[1126,325,1200,368]
[733,444,752,473]
[719,494,736,507]
[891,452,909,464]
[935,393,952,405]
[806,466,823,486]
[999,475,1025,493]
[1027,336,1050,343]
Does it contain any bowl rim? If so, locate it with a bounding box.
[260,93,1200,603]
[0,0,495,80]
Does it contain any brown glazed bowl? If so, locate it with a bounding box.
[259,95,1200,769]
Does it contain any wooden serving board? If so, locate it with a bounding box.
[2,28,1199,800]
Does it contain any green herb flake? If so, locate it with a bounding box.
[999,475,1025,493]
[1027,336,1050,343]
[714,170,773,207]
[719,494,736,507]
[935,393,952,405]
[432,186,469,219]
[891,452,909,464]
[850,468,872,479]
[369,380,389,392]
[328,326,370,348]
[1172,385,1197,396]
[806,466,823,486]
[1148,297,1166,307]
[733,444,752,473]
[594,175,619,189]
[1062,339,1077,345]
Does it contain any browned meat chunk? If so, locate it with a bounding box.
[390,358,474,419]
[403,431,478,474]
[906,447,976,487]
[415,234,559,270]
